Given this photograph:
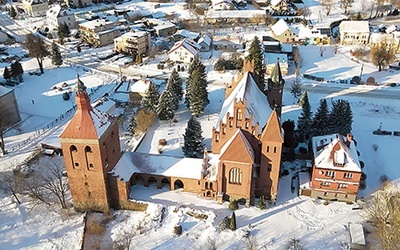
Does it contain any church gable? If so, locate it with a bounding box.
[260,110,283,143]
[220,129,255,163]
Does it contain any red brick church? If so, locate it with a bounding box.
[60,61,285,212]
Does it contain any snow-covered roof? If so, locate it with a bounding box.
[125,9,152,18]
[206,10,265,19]
[212,0,233,6]
[46,4,73,18]
[198,35,212,47]
[168,38,200,56]
[386,25,398,34]
[297,25,326,39]
[349,223,366,246]
[89,109,114,138]
[339,21,369,33]
[270,0,286,6]
[121,30,148,38]
[111,152,203,181]
[280,43,292,53]
[153,23,176,31]
[312,134,361,173]
[0,85,12,98]
[215,72,272,134]
[79,19,115,30]
[174,29,200,40]
[129,79,151,93]
[271,19,290,36]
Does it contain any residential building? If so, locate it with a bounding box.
[339,21,370,45]
[297,25,330,45]
[213,38,243,51]
[114,31,151,56]
[22,0,48,17]
[168,38,201,64]
[144,19,176,37]
[270,0,288,12]
[129,78,152,105]
[271,19,298,43]
[65,0,91,8]
[198,35,212,52]
[0,86,21,127]
[46,4,76,31]
[79,19,120,47]
[206,10,266,24]
[212,0,235,10]
[173,29,200,42]
[306,134,362,202]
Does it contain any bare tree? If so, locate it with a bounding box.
[206,235,218,250]
[321,0,333,15]
[24,176,52,206]
[113,228,136,250]
[360,0,367,14]
[340,0,352,14]
[243,235,258,250]
[292,47,303,68]
[287,238,304,250]
[0,171,23,204]
[25,34,49,74]
[370,41,396,71]
[366,182,400,250]
[40,162,69,209]
[374,0,385,17]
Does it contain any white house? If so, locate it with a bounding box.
[22,0,48,17]
[271,19,298,43]
[270,0,288,12]
[168,38,200,64]
[212,0,235,10]
[46,5,76,31]
[198,35,212,52]
[297,24,330,45]
[339,21,370,45]
[173,29,200,41]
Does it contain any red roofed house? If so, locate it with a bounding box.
[307,134,362,202]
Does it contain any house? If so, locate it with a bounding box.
[59,61,284,212]
[22,0,48,17]
[168,38,201,64]
[144,19,176,37]
[128,78,152,104]
[213,39,243,51]
[46,5,76,31]
[297,25,330,45]
[212,60,284,204]
[65,0,91,8]
[339,21,370,45]
[305,134,362,202]
[123,9,152,22]
[271,19,298,43]
[79,19,120,47]
[263,36,281,53]
[114,31,151,56]
[205,10,266,24]
[270,0,288,12]
[212,0,235,10]
[198,35,212,52]
[173,29,200,42]
[0,86,21,128]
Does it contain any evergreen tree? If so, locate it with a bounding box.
[311,99,330,136]
[157,88,175,121]
[3,67,11,82]
[257,196,267,210]
[10,61,23,82]
[298,91,309,108]
[185,57,207,108]
[230,212,237,231]
[188,70,208,116]
[76,44,81,53]
[297,91,312,140]
[168,69,183,101]
[328,99,353,135]
[9,6,16,19]
[51,42,63,66]
[63,23,70,36]
[245,36,265,92]
[136,54,142,64]
[290,81,302,99]
[182,116,204,158]
[141,82,160,112]
[127,114,137,136]
[165,79,179,112]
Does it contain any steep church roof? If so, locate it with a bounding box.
[220,129,255,162]
[215,72,272,135]
[60,75,114,140]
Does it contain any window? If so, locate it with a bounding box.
[323,192,328,196]
[216,134,220,142]
[75,162,79,167]
[245,122,249,129]
[267,164,272,171]
[229,120,233,127]
[85,146,92,153]
[325,171,335,177]
[229,168,242,185]
[344,173,353,179]
[321,182,330,186]
[222,127,226,134]
[70,145,77,152]
[338,183,348,189]
[111,130,115,138]
[274,147,277,153]
[89,163,94,169]
[266,146,269,153]
[236,109,242,120]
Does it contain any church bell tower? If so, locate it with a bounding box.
[267,60,285,117]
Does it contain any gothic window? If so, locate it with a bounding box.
[245,122,249,129]
[222,127,226,134]
[85,146,92,153]
[70,145,79,169]
[205,182,208,189]
[111,130,115,138]
[216,134,220,142]
[236,109,243,121]
[229,168,242,185]
[267,164,272,171]
[70,145,77,152]
[229,120,233,127]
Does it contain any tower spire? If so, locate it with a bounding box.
[74,73,87,93]
[271,59,284,86]
[74,74,92,112]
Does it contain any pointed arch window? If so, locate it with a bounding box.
[229,168,242,185]
[236,109,243,121]
[70,145,79,169]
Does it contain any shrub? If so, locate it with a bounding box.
[372,144,379,151]
[385,82,397,87]
[62,92,70,100]
[281,169,290,176]
[186,210,208,220]
[379,175,389,184]
[323,200,329,206]
[118,200,148,211]
[173,225,182,235]
[257,196,267,210]
[218,216,230,231]
[87,221,105,235]
[230,212,237,231]
[229,199,239,210]
[350,76,361,85]
[135,109,156,133]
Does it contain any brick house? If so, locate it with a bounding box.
[307,134,362,202]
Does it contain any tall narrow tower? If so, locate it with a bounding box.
[267,60,285,117]
[59,75,122,212]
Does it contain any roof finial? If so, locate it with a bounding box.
[74,73,87,93]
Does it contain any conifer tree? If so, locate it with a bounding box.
[9,6,16,19]
[168,69,183,101]
[3,67,11,82]
[165,79,179,112]
[298,90,309,108]
[10,61,23,82]
[76,44,81,53]
[51,42,63,66]
[182,116,204,158]
[63,23,70,36]
[230,212,237,231]
[157,88,175,121]
[245,36,265,92]
[185,57,208,108]
[142,82,160,112]
[311,99,329,136]
[297,91,312,140]
[127,114,137,135]
[328,99,353,135]
[188,70,208,116]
